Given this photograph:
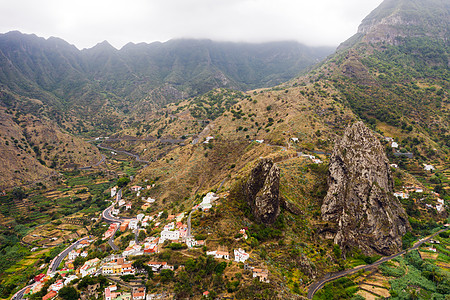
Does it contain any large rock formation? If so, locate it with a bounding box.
[245,158,280,224]
[321,122,410,255]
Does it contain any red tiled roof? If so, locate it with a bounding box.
[42,291,57,300]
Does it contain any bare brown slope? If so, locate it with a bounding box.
[0,107,102,189]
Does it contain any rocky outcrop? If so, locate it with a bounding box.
[321,122,410,255]
[245,158,280,224]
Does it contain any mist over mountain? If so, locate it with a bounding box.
[0,32,332,126]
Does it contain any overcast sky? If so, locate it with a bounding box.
[0,0,383,50]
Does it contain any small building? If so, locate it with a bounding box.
[42,291,57,300]
[111,186,118,198]
[206,250,229,260]
[129,219,139,230]
[160,230,180,242]
[131,186,142,192]
[391,142,399,148]
[393,192,409,199]
[252,268,269,283]
[132,287,146,300]
[424,164,435,171]
[234,248,250,263]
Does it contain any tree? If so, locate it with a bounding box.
[58,286,79,300]
[12,187,26,200]
[160,269,174,283]
[117,177,130,188]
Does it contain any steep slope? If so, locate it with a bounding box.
[0,95,102,190]
[0,32,333,133]
[321,122,410,255]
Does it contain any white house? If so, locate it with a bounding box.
[390,164,398,168]
[391,142,399,148]
[206,250,229,260]
[234,248,250,263]
[111,186,117,198]
[145,197,156,203]
[68,250,79,261]
[131,186,142,192]
[394,192,409,199]
[160,230,180,243]
[203,136,214,144]
[129,219,139,230]
[290,137,299,143]
[199,192,219,211]
[123,245,142,257]
[64,275,78,286]
[49,279,64,292]
[164,222,175,231]
[436,199,445,212]
[424,164,436,171]
[255,140,264,143]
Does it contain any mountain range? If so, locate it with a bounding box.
[0,0,449,298]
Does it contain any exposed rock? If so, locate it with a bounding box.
[321,122,410,255]
[280,198,303,216]
[245,158,280,224]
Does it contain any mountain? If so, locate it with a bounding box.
[0,0,449,298]
[322,122,410,256]
[0,32,333,131]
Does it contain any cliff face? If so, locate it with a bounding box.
[245,158,280,224]
[321,122,410,255]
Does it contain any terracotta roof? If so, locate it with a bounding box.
[42,291,57,300]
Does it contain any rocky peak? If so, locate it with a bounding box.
[245,158,280,224]
[321,122,410,255]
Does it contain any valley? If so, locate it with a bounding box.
[0,0,449,299]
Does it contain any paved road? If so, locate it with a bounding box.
[307,227,449,299]
[49,237,89,273]
[102,189,124,251]
[79,154,106,170]
[98,144,149,164]
[12,236,89,300]
[11,285,30,300]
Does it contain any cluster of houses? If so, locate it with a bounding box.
[101,256,135,276]
[206,247,250,263]
[394,186,424,200]
[392,186,446,213]
[425,198,446,213]
[24,271,79,299]
[105,285,146,300]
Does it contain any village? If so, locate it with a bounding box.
[19,183,270,300]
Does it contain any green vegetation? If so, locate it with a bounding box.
[379,251,450,299]
[189,89,245,120]
[313,277,359,300]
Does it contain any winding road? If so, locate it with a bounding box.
[307,226,450,299]
[98,144,150,164]
[102,189,124,251]
[11,236,89,300]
